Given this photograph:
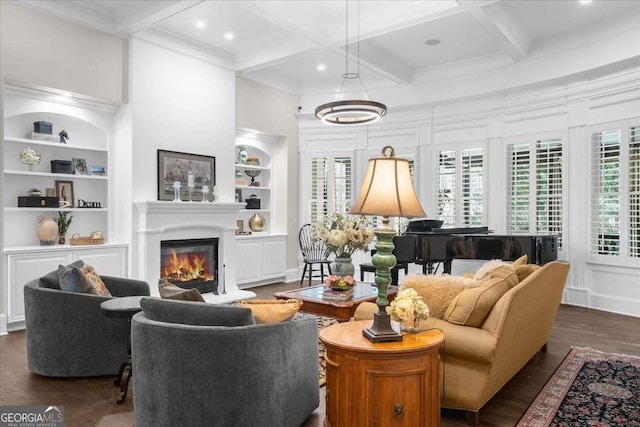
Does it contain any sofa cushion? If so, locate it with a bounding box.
[236,299,303,324]
[516,264,541,282]
[485,264,519,288]
[401,275,481,319]
[140,297,255,327]
[158,278,205,302]
[473,260,510,281]
[57,264,100,295]
[81,265,112,297]
[512,254,528,267]
[40,260,85,289]
[444,278,510,327]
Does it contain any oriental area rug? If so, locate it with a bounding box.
[517,347,640,427]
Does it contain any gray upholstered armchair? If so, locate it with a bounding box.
[24,275,150,377]
[131,298,319,427]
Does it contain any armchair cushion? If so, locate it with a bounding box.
[58,265,100,295]
[81,265,111,296]
[444,277,509,327]
[401,275,480,318]
[140,297,255,327]
[40,259,84,289]
[516,264,541,282]
[236,299,303,324]
[158,278,204,302]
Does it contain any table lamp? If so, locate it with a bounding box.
[350,146,426,342]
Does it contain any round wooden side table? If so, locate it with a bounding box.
[319,320,444,427]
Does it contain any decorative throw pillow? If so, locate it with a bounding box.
[57,264,100,295]
[485,264,519,288]
[516,264,541,282]
[236,299,303,324]
[158,278,205,302]
[473,259,510,281]
[40,260,85,289]
[140,297,255,327]
[444,277,510,327]
[81,265,112,297]
[400,275,481,319]
[511,254,528,267]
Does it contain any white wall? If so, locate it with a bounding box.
[129,37,236,280]
[236,77,300,279]
[0,1,127,104]
[298,67,640,318]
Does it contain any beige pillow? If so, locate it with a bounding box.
[473,260,510,281]
[236,299,303,324]
[158,278,205,302]
[516,264,541,282]
[401,275,481,319]
[485,264,519,288]
[444,278,510,327]
[512,254,528,267]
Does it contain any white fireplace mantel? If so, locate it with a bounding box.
[134,201,256,303]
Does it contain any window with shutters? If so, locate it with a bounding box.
[506,137,564,248]
[437,147,484,227]
[308,155,352,224]
[591,122,640,258]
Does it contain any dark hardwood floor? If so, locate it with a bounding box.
[2,280,640,427]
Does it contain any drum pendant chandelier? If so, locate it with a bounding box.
[315,0,387,125]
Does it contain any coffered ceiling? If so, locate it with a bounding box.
[17,0,640,96]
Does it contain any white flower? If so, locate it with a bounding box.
[389,288,430,323]
[328,229,348,247]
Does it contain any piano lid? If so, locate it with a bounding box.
[406,218,444,232]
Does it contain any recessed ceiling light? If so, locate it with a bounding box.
[224,32,235,41]
[317,64,326,72]
[580,0,592,4]
[61,92,73,97]
[425,39,441,46]
[195,20,206,29]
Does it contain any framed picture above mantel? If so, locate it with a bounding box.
[157,150,216,201]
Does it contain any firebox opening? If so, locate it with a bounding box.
[160,238,218,294]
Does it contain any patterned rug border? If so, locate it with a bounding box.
[517,346,640,427]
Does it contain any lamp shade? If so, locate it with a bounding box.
[350,146,426,218]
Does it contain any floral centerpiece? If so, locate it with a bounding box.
[313,213,374,257]
[325,274,355,291]
[388,288,430,332]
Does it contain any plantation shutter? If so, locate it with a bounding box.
[461,148,483,226]
[309,157,329,225]
[629,126,640,257]
[438,150,456,227]
[333,157,352,213]
[591,129,621,255]
[507,143,531,234]
[536,138,563,247]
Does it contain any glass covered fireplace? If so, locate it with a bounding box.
[160,238,218,294]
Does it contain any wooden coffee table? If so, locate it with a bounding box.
[274,283,398,322]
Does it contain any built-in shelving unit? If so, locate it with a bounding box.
[1,84,127,333]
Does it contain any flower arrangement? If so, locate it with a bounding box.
[325,274,355,290]
[389,288,430,328]
[313,213,374,257]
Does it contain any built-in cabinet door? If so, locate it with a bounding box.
[70,247,126,277]
[262,237,286,279]
[236,239,261,283]
[6,252,70,324]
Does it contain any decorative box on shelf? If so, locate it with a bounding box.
[51,160,72,174]
[17,196,58,208]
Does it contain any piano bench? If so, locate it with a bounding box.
[359,262,408,285]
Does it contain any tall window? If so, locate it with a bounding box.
[591,123,640,258]
[437,147,484,227]
[506,137,564,248]
[308,155,352,224]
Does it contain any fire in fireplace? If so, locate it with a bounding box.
[160,238,218,294]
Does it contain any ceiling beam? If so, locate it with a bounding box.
[114,1,204,36]
[458,0,530,61]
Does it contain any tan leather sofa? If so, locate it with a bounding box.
[356,260,570,425]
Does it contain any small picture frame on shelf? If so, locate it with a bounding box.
[55,180,74,208]
[72,158,89,175]
[90,165,106,176]
[235,189,242,203]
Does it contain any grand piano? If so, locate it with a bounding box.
[404,219,558,274]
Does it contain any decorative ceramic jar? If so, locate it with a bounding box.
[332,255,355,277]
[248,213,266,232]
[237,146,248,164]
[36,215,58,246]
